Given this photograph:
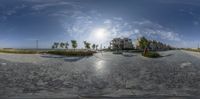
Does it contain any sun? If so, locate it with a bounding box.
[94,28,106,39]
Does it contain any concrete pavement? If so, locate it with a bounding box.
[0,50,200,98]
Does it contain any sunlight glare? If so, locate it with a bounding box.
[94,28,107,40]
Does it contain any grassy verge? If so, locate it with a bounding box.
[184,48,200,52]
[142,51,161,58]
[0,49,96,56]
[46,50,95,56]
[0,49,39,54]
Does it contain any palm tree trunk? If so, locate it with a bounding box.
[144,46,148,56]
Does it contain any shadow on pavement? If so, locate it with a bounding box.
[41,55,64,58]
[162,54,174,57]
[64,57,86,62]
[122,53,136,57]
[40,55,88,62]
[123,54,136,57]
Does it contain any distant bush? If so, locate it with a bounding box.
[0,49,38,54]
[142,51,161,58]
[47,50,95,56]
[184,48,200,52]
[0,49,96,56]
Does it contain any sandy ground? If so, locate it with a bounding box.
[0,50,200,98]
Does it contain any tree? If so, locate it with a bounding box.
[71,40,77,51]
[52,45,55,49]
[138,37,150,56]
[53,42,59,49]
[84,41,91,50]
[92,44,96,50]
[137,36,172,51]
[60,42,65,48]
[138,36,149,50]
[65,42,69,49]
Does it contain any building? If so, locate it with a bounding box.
[110,38,133,50]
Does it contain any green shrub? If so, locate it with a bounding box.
[0,49,96,56]
[142,51,161,58]
[47,50,95,56]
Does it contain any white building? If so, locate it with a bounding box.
[110,38,133,50]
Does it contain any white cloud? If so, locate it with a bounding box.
[64,13,182,48]
[22,0,63,3]
[3,4,27,16]
[104,19,112,24]
[159,31,180,41]
[32,1,75,10]
[10,1,180,48]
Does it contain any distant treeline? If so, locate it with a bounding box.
[52,40,99,50]
[136,36,174,51]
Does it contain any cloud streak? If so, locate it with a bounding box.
[64,11,181,47]
[0,0,197,48]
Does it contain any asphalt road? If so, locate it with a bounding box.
[0,50,200,98]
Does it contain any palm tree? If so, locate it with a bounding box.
[138,36,149,50]
[138,37,150,55]
[65,42,69,49]
[84,41,91,50]
[52,45,55,49]
[71,40,77,51]
[53,42,59,49]
[60,42,65,48]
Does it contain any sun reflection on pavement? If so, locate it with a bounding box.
[94,60,107,74]
[95,60,105,70]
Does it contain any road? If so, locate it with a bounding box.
[0,50,200,98]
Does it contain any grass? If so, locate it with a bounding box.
[46,50,95,56]
[0,49,96,56]
[142,51,161,58]
[0,49,39,54]
[184,48,200,52]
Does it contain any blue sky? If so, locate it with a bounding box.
[0,0,200,48]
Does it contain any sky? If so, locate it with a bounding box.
[0,0,200,48]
